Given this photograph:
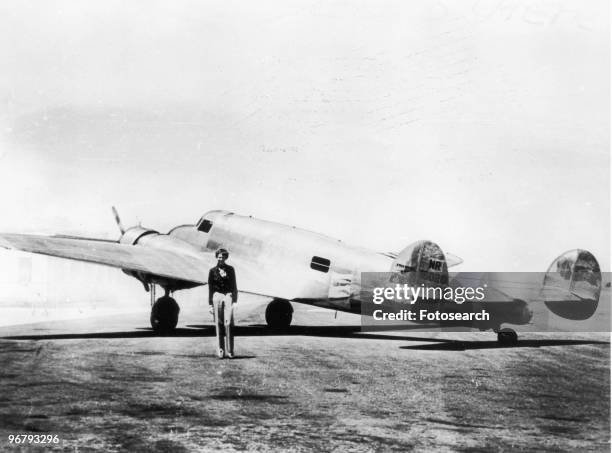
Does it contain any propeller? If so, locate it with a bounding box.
[111,206,125,235]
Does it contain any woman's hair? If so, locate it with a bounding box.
[215,248,229,258]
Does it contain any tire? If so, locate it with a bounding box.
[265,300,293,329]
[150,296,180,333]
[497,328,518,346]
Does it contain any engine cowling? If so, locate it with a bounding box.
[118,226,203,292]
[119,226,159,245]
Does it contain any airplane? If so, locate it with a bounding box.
[0,209,603,345]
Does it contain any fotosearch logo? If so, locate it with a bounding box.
[371,284,487,305]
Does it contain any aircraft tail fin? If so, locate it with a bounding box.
[391,240,449,285]
[540,249,601,320]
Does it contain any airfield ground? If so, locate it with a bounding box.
[0,303,609,452]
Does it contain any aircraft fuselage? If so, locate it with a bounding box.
[167,210,392,312]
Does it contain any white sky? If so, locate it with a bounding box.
[0,0,609,289]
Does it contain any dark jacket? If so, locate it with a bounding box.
[208,264,237,305]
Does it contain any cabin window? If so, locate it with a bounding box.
[198,219,213,233]
[310,256,331,273]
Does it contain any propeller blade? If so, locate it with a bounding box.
[111,206,125,234]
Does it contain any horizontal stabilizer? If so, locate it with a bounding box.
[445,253,463,268]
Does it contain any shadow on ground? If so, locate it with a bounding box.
[400,338,609,350]
[2,325,608,351]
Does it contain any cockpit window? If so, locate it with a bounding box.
[198,219,213,233]
[310,256,331,273]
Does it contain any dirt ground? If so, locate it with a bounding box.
[0,304,609,452]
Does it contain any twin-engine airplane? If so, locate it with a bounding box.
[0,209,602,345]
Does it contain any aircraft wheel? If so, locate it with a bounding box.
[265,299,293,329]
[150,296,180,333]
[497,328,518,346]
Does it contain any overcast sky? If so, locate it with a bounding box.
[0,0,609,289]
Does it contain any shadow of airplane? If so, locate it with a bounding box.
[1,324,450,343]
[1,325,609,352]
[400,338,609,351]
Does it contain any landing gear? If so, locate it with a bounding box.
[150,287,179,334]
[497,328,518,346]
[265,299,293,329]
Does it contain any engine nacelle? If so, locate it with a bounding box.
[118,226,201,292]
[119,226,159,245]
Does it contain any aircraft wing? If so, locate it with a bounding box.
[0,233,213,284]
[0,233,293,299]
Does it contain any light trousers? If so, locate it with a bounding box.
[212,292,235,355]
